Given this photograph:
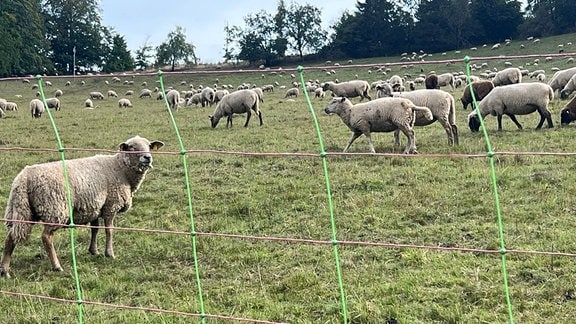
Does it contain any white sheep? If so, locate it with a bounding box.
[213,89,230,104]
[118,98,133,108]
[45,97,61,110]
[54,89,63,97]
[30,98,45,118]
[467,82,554,131]
[324,96,433,154]
[0,136,164,277]
[84,98,94,108]
[4,102,18,111]
[491,67,522,86]
[547,67,576,94]
[201,87,216,107]
[285,87,299,98]
[436,73,455,90]
[559,73,576,99]
[314,87,325,98]
[209,89,263,128]
[107,90,118,98]
[125,90,134,96]
[166,89,181,110]
[89,91,105,100]
[139,89,153,98]
[322,80,372,101]
[186,93,203,107]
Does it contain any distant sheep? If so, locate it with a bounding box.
[139,89,153,98]
[491,67,522,86]
[285,87,299,98]
[107,90,118,98]
[201,87,216,107]
[461,80,495,110]
[322,80,371,101]
[45,97,61,110]
[166,89,181,110]
[54,89,63,97]
[324,96,433,154]
[468,82,554,132]
[89,91,105,100]
[548,67,576,94]
[84,98,94,108]
[209,89,263,128]
[213,89,230,104]
[118,98,133,108]
[30,98,45,118]
[436,73,455,90]
[4,102,18,111]
[314,87,325,98]
[0,136,164,277]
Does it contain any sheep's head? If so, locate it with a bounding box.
[560,90,571,100]
[468,112,481,132]
[324,97,349,115]
[120,136,164,172]
[561,108,576,126]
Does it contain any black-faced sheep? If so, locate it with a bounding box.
[461,80,495,110]
[425,74,439,89]
[30,98,45,118]
[468,82,554,132]
[0,136,164,277]
[324,96,433,154]
[491,67,522,86]
[560,95,576,125]
[322,80,371,101]
[209,89,263,128]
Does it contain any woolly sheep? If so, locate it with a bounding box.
[376,86,459,146]
[213,89,230,104]
[0,136,164,277]
[186,93,202,106]
[388,75,403,91]
[201,87,216,107]
[324,97,433,154]
[125,90,134,96]
[314,87,325,98]
[468,82,554,132]
[54,89,63,97]
[436,73,455,90]
[559,73,576,99]
[285,87,299,98]
[30,98,45,118]
[166,90,181,110]
[118,98,133,108]
[251,87,264,103]
[139,89,153,98]
[89,91,105,100]
[84,98,94,108]
[547,67,576,94]
[322,80,371,101]
[460,80,495,110]
[560,95,576,125]
[45,97,61,110]
[209,89,263,128]
[4,102,18,111]
[491,67,522,86]
[107,90,118,98]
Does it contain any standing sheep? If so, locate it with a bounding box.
[491,67,522,86]
[84,98,94,108]
[54,89,63,97]
[468,82,554,132]
[45,97,61,111]
[201,87,216,107]
[4,102,18,111]
[461,80,495,110]
[324,97,433,154]
[0,136,164,277]
[209,89,263,128]
[548,67,576,94]
[436,73,455,90]
[107,90,119,98]
[559,73,576,99]
[425,74,439,89]
[166,89,181,110]
[118,98,133,108]
[213,89,230,105]
[30,98,45,118]
[89,91,105,100]
[322,80,371,101]
[285,87,299,98]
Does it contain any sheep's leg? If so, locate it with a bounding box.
[226,114,233,128]
[244,109,252,127]
[343,132,362,153]
[0,235,17,278]
[393,129,401,146]
[438,117,455,146]
[364,133,377,153]
[451,124,459,145]
[103,217,115,259]
[88,219,99,255]
[399,126,417,154]
[41,226,63,272]
[256,110,263,126]
[505,114,523,129]
[535,109,554,129]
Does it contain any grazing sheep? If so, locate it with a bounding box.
[30,98,45,118]
[251,87,264,103]
[65,81,71,86]
[200,87,216,107]
[491,67,522,86]
[186,93,202,107]
[322,80,371,101]
[166,89,181,110]
[54,89,63,97]
[107,90,118,98]
[436,73,455,90]
[125,90,134,96]
[45,97,61,110]
[559,73,576,99]
[139,89,152,99]
[425,74,439,89]
[548,67,576,94]
[560,95,576,125]
[4,102,18,111]
[388,75,404,92]
[468,82,554,132]
[324,96,433,154]
[118,98,133,108]
[314,87,325,98]
[461,80,495,110]
[89,91,105,100]
[0,136,164,277]
[84,98,94,108]
[213,89,230,104]
[209,89,263,128]
[285,87,299,98]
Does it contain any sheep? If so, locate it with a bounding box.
[467,82,554,132]
[89,91,105,100]
[547,67,576,94]
[322,80,371,101]
[4,102,18,111]
[209,89,263,128]
[45,97,61,110]
[125,90,134,96]
[0,107,4,118]
[118,98,133,108]
[285,87,299,98]
[54,89,63,97]
[139,89,153,98]
[251,87,264,103]
[491,67,522,86]
[186,93,203,106]
[30,98,45,118]
[84,98,94,108]
[425,74,439,89]
[65,81,71,86]
[200,87,216,107]
[559,73,576,99]
[436,73,455,90]
[560,95,576,125]
[376,86,459,146]
[107,90,118,98]
[388,75,404,92]
[166,89,181,110]
[324,96,433,154]
[314,87,325,98]
[0,136,164,277]
[460,80,495,110]
[213,89,230,105]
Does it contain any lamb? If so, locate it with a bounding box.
[491,67,522,86]
[200,87,216,107]
[285,87,299,98]
[209,89,263,128]
[107,90,118,98]
[166,89,181,110]
[467,82,554,132]
[560,95,576,125]
[376,86,459,146]
[460,80,495,110]
[30,98,45,118]
[547,67,576,95]
[89,91,105,100]
[324,96,433,154]
[0,136,164,277]
[45,97,61,110]
[118,98,133,108]
[314,87,325,98]
[84,98,94,108]
[322,80,371,101]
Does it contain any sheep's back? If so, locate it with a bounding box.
[479,83,552,116]
[349,98,413,132]
[218,90,258,114]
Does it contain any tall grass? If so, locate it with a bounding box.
[1,33,576,323]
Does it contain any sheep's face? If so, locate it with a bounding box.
[120,136,164,172]
[209,115,220,128]
[468,113,481,132]
[324,97,348,115]
[560,90,571,100]
[561,108,576,126]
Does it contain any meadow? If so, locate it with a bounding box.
[2,33,576,323]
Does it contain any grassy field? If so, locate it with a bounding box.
[2,33,576,323]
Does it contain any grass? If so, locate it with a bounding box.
[1,33,576,323]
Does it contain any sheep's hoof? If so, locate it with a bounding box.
[89,249,100,256]
[0,268,10,278]
[52,266,63,272]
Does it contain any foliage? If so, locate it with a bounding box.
[101,34,135,73]
[155,26,197,72]
[469,0,524,44]
[134,40,154,71]
[520,0,576,37]
[279,2,326,59]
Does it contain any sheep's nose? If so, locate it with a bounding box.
[140,155,152,164]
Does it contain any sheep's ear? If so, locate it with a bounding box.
[150,141,164,151]
[339,97,346,103]
[208,115,213,119]
[119,142,130,151]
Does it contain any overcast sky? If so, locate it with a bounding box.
[100,0,359,64]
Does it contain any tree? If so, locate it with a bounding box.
[469,0,523,43]
[223,23,239,64]
[102,33,135,73]
[42,0,108,74]
[520,0,576,37]
[135,38,153,71]
[283,2,326,59]
[155,26,197,71]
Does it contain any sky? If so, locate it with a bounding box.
[100,0,359,64]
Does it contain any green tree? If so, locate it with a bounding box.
[223,23,239,64]
[283,2,326,59]
[233,10,287,66]
[469,0,523,43]
[102,33,135,73]
[155,26,197,71]
[42,0,107,74]
[521,0,576,37]
[135,39,153,71]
